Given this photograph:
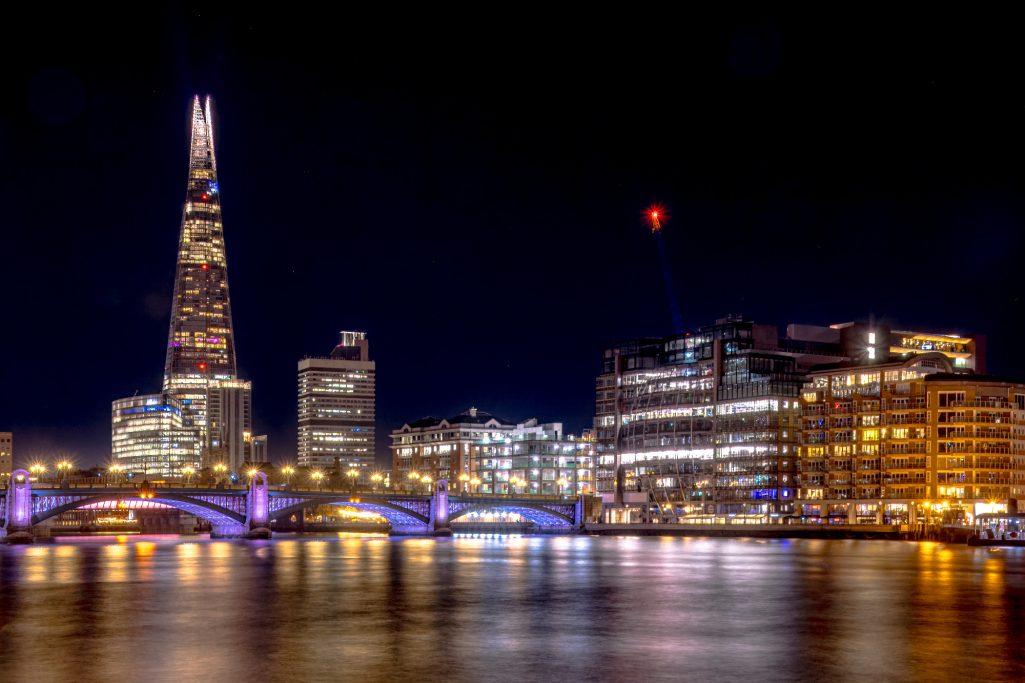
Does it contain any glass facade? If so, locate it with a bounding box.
[111,394,198,476]
[112,95,250,476]
[596,318,809,520]
[163,95,238,444]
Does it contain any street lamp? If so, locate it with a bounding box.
[246,467,261,481]
[346,468,359,494]
[57,461,73,483]
[408,471,420,493]
[470,477,481,495]
[458,472,470,493]
[29,463,47,481]
[281,466,296,486]
[108,464,124,485]
[421,475,433,493]
[182,466,195,485]
[213,463,228,484]
[370,472,383,492]
[311,470,324,490]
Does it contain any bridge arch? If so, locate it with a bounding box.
[449,503,574,527]
[268,499,429,528]
[33,494,246,527]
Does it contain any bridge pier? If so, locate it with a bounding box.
[428,479,451,536]
[2,469,35,544]
[244,471,272,539]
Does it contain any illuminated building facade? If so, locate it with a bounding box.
[163,95,238,443]
[111,395,199,476]
[250,434,268,463]
[112,95,257,476]
[206,379,252,472]
[0,431,12,484]
[391,408,517,487]
[472,421,594,496]
[594,316,984,522]
[390,410,594,495]
[797,358,1025,524]
[297,332,376,478]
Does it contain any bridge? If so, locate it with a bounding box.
[0,469,588,543]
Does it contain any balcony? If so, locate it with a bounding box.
[953,399,1010,409]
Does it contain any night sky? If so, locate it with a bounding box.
[2,9,1024,468]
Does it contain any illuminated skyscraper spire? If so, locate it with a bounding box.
[163,95,237,438]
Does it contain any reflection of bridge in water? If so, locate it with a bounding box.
[1,469,587,543]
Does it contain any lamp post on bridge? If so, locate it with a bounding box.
[557,477,569,499]
[310,470,324,491]
[458,472,470,494]
[371,472,383,492]
[346,468,359,495]
[57,461,73,485]
[29,464,47,483]
[182,466,196,486]
[280,466,295,488]
[470,477,481,495]
[407,471,420,494]
[213,463,228,486]
[421,475,433,494]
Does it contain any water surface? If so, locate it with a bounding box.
[1,534,1022,681]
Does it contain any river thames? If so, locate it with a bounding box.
[1,534,1022,681]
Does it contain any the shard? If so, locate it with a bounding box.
[163,95,238,441]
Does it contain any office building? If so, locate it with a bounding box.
[1,432,12,485]
[111,394,199,476]
[162,95,240,444]
[205,379,252,472]
[250,434,268,463]
[112,95,256,475]
[298,332,376,478]
[594,316,983,522]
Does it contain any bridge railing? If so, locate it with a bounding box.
[19,481,584,503]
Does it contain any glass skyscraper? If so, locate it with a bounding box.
[163,95,238,443]
[113,95,247,475]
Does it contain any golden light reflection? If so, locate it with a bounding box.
[102,543,129,582]
[23,546,51,584]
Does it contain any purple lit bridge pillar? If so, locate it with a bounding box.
[244,471,272,539]
[2,469,35,544]
[429,479,451,536]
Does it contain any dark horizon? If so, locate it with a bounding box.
[3,9,1024,469]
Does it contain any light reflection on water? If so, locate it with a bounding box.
[1,535,1024,682]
